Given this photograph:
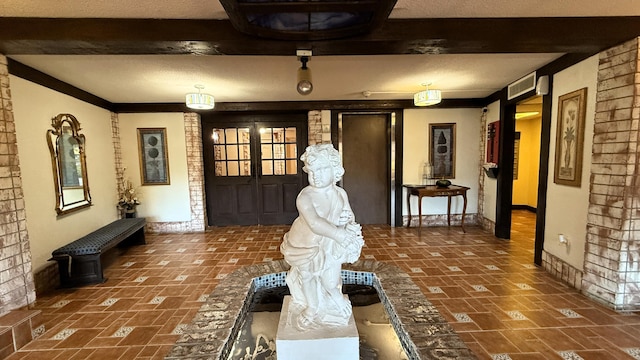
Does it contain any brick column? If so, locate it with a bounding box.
[582,38,640,310]
[307,110,323,145]
[0,55,36,316]
[184,112,206,232]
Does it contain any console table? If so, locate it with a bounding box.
[403,184,470,233]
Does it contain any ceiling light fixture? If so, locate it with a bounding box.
[185,85,215,110]
[296,50,313,96]
[414,83,442,107]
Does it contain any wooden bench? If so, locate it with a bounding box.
[50,218,146,288]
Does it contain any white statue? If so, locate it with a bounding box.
[281,144,364,330]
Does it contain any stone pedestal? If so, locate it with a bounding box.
[276,296,359,360]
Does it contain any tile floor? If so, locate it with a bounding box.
[6,210,640,360]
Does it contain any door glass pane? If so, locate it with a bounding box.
[226,145,239,160]
[262,160,273,175]
[274,160,285,175]
[225,128,238,143]
[227,161,240,176]
[285,127,297,142]
[213,145,226,160]
[215,162,226,176]
[212,129,223,144]
[273,128,284,142]
[240,160,251,176]
[273,144,284,160]
[239,128,250,144]
[260,128,272,141]
[285,143,297,159]
[286,160,297,174]
[239,144,251,160]
[261,144,273,159]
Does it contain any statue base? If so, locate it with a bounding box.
[276,295,359,360]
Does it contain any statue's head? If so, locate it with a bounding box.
[300,144,345,183]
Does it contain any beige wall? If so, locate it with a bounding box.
[513,116,541,207]
[402,108,481,216]
[11,76,119,272]
[118,113,191,223]
[544,54,599,270]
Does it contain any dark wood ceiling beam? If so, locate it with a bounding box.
[0,17,639,55]
[112,98,483,113]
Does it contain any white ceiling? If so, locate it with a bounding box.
[3,1,640,104]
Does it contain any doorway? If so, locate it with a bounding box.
[512,96,542,244]
[512,97,542,216]
[201,113,308,226]
[337,112,393,225]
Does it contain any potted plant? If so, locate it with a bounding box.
[117,169,140,218]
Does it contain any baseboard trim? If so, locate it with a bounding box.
[512,205,536,213]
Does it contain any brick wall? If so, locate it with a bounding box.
[582,38,640,310]
[478,110,495,232]
[307,110,323,145]
[0,55,36,317]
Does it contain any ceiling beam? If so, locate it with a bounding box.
[0,17,638,56]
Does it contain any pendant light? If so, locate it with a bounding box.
[185,85,215,110]
[414,83,442,107]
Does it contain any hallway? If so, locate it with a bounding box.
[6,214,640,359]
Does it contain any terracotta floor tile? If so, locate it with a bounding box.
[117,326,161,346]
[54,329,103,349]
[470,330,521,354]
[6,210,640,359]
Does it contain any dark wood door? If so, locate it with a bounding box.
[341,113,390,224]
[255,120,307,225]
[202,114,307,226]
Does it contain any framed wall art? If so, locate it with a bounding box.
[429,123,456,179]
[137,128,170,185]
[554,88,587,187]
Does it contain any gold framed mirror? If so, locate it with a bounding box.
[47,113,92,215]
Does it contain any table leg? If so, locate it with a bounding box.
[447,195,452,228]
[418,195,423,234]
[461,193,468,233]
[406,190,412,227]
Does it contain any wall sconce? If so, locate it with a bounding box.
[186,85,215,110]
[296,50,313,95]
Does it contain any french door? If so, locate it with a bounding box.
[201,113,308,226]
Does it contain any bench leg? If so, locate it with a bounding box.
[54,257,71,287]
[118,227,146,248]
[55,254,104,288]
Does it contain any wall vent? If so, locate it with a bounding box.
[507,71,536,100]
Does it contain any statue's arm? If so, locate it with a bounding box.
[296,190,349,241]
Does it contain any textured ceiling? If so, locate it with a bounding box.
[2,1,639,104]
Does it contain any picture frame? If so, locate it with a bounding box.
[429,123,456,179]
[137,128,170,185]
[554,88,587,187]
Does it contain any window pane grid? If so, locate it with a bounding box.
[212,127,251,177]
[260,127,297,176]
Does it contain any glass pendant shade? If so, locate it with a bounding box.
[414,88,442,106]
[186,85,215,110]
[297,67,313,95]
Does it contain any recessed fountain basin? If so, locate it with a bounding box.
[228,284,407,359]
[165,260,477,360]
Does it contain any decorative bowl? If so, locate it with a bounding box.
[436,179,451,188]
